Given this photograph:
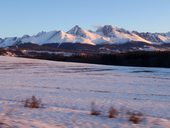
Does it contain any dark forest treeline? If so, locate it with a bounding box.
[0,47,170,68]
[100,51,170,67]
[20,51,170,68]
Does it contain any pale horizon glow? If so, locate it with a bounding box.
[0,0,170,38]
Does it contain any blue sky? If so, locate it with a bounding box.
[0,0,170,38]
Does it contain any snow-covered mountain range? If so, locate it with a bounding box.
[0,25,170,47]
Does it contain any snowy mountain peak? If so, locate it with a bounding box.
[67,25,85,36]
[96,25,115,36]
[95,25,152,44]
[22,35,30,39]
[57,30,65,35]
[96,25,131,36]
[35,31,46,37]
[0,25,170,48]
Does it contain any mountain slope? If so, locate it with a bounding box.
[68,25,111,44]
[133,31,170,44]
[21,31,77,45]
[0,25,170,48]
[96,25,152,44]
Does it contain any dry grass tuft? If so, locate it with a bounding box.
[108,106,118,118]
[127,111,143,124]
[90,102,101,116]
[24,96,42,108]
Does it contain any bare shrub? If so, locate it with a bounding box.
[90,102,101,116]
[108,106,118,118]
[127,111,143,124]
[24,96,42,108]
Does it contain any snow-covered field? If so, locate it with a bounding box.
[0,56,170,128]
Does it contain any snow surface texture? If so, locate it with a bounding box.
[1,25,170,47]
[0,56,170,128]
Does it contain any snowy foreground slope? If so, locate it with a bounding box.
[0,56,170,128]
